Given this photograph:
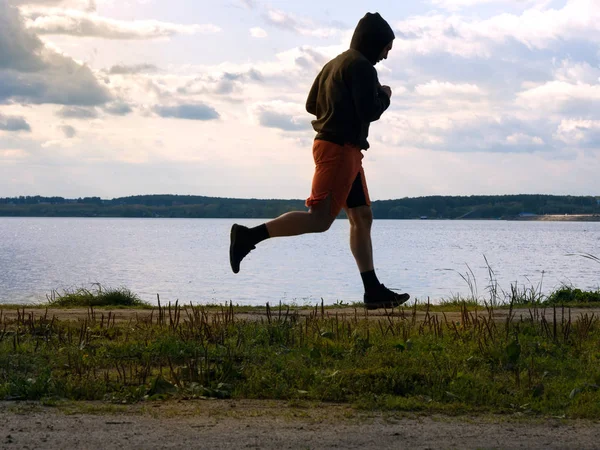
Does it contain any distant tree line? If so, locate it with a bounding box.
[0,194,599,219]
[371,195,600,219]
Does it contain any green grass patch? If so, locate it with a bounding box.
[1,300,600,418]
[46,284,151,308]
[545,287,600,305]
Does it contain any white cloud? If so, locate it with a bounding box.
[239,0,256,9]
[56,106,98,119]
[430,0,550,11]
[0,113,31,131]
[108,63,157,75]
[555,119,600,148]
[379,112,555,155]
[264,8,341,38]
[469,1,600,49]
[0,0,111,105]
[103,101,132,116]
[60,124,76,138]
[22,8,221,39]
[249,101,310,132]
[175,69,264,97]
[553,59,600,85]
[0,148,29,159]
[9,0,95,9]
[415,80,483,96]
[153,103,220,121]
[516,81,600,115]
[3,0,600,199]
[431,0,497,8]
[394,0,600,58]
[393,15,491,58]
[250,27,267,38]
[506,133,544,146]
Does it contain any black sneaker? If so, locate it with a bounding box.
[229,224,255,274]
[363,284,410,310]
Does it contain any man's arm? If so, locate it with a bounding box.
[306,71,321,116]
[351,60,390,122]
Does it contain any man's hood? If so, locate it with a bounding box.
[349,12,395,65]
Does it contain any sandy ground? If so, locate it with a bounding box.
[1,400,600,450]
[1,305,599,324]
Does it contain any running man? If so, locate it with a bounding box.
[229,12,410,310]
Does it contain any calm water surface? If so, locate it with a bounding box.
[0,218,598,305]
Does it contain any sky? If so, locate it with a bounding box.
[1,0,599,200]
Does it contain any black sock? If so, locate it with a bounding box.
[247,224,270,246]
[360,270,380,292]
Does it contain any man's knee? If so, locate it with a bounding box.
[313,213,335,232]
[308,196,336,232]
[348,206,373,228]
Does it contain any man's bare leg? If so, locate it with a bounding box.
[345,205,374,272]
[345,205,410,309]
[230,196,335,273]
[266,195,335,237]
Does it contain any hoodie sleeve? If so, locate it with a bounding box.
[306,71,321,116]
[350,59,390,123]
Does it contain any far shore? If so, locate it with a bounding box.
[513,214,600,222]
[2,214,600,221]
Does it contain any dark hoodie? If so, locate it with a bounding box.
[306,12,395,150]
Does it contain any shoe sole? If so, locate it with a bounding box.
[364,293,410,310]
[229,224,240,274]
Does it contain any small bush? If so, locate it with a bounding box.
[545,287,600,305]
[46,284,150,308]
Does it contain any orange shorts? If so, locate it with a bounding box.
[305,139,371,217]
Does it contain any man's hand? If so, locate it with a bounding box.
[380,85,392,98]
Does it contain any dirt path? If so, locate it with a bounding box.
[2,305,599,324]
[2,400,599,450]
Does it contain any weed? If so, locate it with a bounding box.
[546,287,600,305]
[2,298,600,418]
[46,284,151,308]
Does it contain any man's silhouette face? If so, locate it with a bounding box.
[377,41,393,63]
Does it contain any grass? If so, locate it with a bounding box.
[2,299,600,418]
[438,254,600,309]
[546,287,600,305]
[46,284,151,308]
[443,283,600,309]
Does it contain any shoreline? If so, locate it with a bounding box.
[513,214,600,222]
[1,214,600,221]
